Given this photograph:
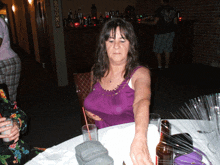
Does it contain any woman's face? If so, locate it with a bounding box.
[105,26,130,65]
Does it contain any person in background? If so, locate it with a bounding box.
[144,0,177,69]
[84,18,153,165]
[0,1,21,103]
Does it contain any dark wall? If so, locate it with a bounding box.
[136,0,220,66]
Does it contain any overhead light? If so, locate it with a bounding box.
[12,5,15,12]
[28,0,33,5]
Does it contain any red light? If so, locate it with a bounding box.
[84,25,87,27]
[138,19,141,22]
[74,22,80,27]
[106,15,109,18]
[83,17,86,19]
[92,17,96,19]
[179,17,182,21]
[94,24,96,26]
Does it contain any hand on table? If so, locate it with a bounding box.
[0,117,20,143]
[85,110,103,121]
[130,135,153,165]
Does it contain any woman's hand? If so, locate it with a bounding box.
[0,117,12,136]
[130,135,153,165]
[0,117,20,143]
[85,110,103,121]
[9,120,20,143]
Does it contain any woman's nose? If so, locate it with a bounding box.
[113,41,120,49]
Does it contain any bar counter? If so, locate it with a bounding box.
[64,20,195,78]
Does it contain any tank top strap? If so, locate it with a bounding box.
[129,66,143,79]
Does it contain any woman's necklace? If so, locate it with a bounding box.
[107,71,124,84]
[108,77,115,83]
[109,78,113,83]
[109,76,122,83]
[109,76,118,83]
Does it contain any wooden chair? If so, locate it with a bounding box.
[73,72,95,126]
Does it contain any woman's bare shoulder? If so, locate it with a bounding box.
[131,66,150,89]
[133,66,150,78]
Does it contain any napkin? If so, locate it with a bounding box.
[100,123,160,165]
[25,147,77,165]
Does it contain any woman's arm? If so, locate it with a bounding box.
[133,67,151,141]
[130,67,153,165]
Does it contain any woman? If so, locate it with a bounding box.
[0,1,21,103]
[84,18,153,165]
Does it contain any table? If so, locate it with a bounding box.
[25,119,219,165]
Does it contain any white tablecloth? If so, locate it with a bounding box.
[25,119,220,165]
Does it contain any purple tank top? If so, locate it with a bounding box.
[84,66,142,129]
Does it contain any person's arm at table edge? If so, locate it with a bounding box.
[130,67,152,164]
[132,67,151,139]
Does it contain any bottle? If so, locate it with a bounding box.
[116,10,119,18]
[67,9,74,27]
[99,14,104,25]
[74,10,78,19]
[91,4,97,19]
[68,9,73,19]
[156,120,173,165]
[109,10,112,19]
[112,9,115,18]
[88,15,91,25]
[63,18,67,27]
[177,11,180,19]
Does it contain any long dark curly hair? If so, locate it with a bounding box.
[93,18,140,83]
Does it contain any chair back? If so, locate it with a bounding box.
[73,72,95,125]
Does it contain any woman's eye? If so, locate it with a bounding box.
[109,40,114,43]
[120,40,125,43]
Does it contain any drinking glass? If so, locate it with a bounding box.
[82,124,98,141]
[215,106,220,135]
[207,106,220,153]
[1,118,13,143]
[149,113,161,133]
